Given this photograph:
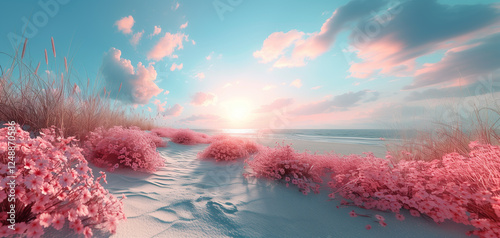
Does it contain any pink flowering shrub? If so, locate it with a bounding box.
[198,137,260,161]
[146,133,167,148]
[83,126,165,173]
[152,127,211,145]
[326,142,500,237]
[170,129,211,145]
[209,134,231,142]
[0,124,125,238]
[151,127,178,138]
[245,144,327,195]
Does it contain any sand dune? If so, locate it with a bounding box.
[76,140,474,238]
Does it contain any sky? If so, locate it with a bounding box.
[1,0,499,129]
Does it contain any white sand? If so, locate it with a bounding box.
[81,139,471,238]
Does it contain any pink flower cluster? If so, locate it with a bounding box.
[244,141,500,236]
[151,127,211,145]
[198,137,260,161]
[0,124,125,238]
[326,142,500,237]
[245,144,326,195]
[84,126,165,173]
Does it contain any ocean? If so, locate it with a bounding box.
[194,129,404,146]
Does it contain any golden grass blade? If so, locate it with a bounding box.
[35,62,40,75]
[21,38,28,59]
[51,37,56,58]
[64,57,68,72]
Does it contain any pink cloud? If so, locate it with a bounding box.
[150,25,162,37]
[100,48,162,104]
[170,62,183,71]
[290,79,302,88]
[154,99,167,112]
[254,98,294,113]
[290,90,378,115]
[206,52,214,60]
[172,2,180,10]
[345,0,500,80]
[147,32,188,61]
[180,21,188,29]
[164,90,170,95]
[347,35,415,79]
[115,16,134,34]
[130,30,144,46]
[311,86,322,90]
[254,0,388,68]
[179,114,220,123]
[190,92,217,106]
[253,30,304,63]
[162,104,183,117]
[405,34,500,90]
[195,72,205,80]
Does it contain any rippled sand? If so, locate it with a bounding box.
[88,140,472,238]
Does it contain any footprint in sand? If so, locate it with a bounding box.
[149,208,178,223]
[206,201,238,214]
[169,200,197,220]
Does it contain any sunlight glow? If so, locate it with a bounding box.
[223,99,252,123]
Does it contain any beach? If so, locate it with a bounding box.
[87,138,473,238]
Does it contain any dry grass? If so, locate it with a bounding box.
[387,105,500,162]
[0,38,155,141]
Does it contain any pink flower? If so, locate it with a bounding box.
[13,222,27,234]
[365,224,372,230]
[395,213,405,221]
[81,189,92,203]
[67,209,78,222]
[379,220,387,227]
[52,213,65,230]
[88,204,98,217]
[73,221,84,234]
[76,163,89,175]
[59,171,75,188]
[57,192,68,200]
[84,227,93,238]
[375,214,384,221]
[410,209,420,217]
[349,210,358,217]
[470,219,490,229]
[32,203,45,213]
[108,217,118,233]
[25,174,43,190]
[41,183,54,195]
[0,125,126,235]
[39,213,52,227]
[26,220,44,238]
[77,205,89,216]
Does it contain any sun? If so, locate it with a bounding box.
[229,107,250,121]
[223,99,252,123]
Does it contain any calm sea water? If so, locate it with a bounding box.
[194,129,405,146]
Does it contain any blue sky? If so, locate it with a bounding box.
[1,0,499,129]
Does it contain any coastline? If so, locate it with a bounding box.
[254,138,387,158]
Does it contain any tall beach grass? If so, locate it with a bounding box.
[0,38,155,140]
[386,97,500,162]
